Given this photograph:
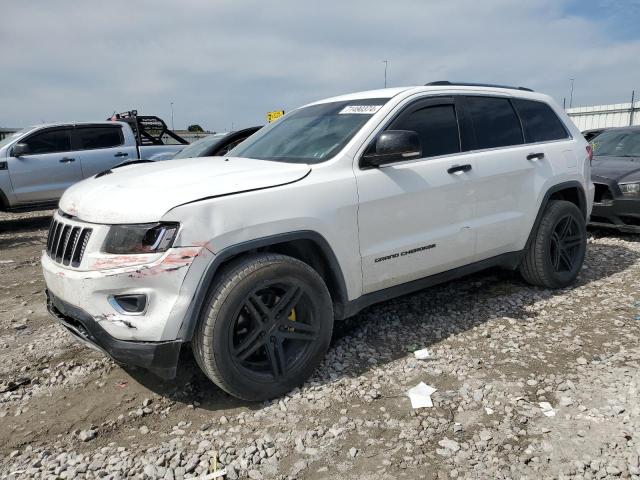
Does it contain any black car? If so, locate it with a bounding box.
[172,126,261,160]
[590,126,640,232]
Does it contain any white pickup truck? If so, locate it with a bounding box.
[0,114,187,211]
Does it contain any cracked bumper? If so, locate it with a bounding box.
[41,245,214,343]
[46,289,181,378]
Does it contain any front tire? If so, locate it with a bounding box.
[519,200,587,288]
[193,253,333,401]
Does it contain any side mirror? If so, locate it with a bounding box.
[362,130,421,168]
[12,143,30,157]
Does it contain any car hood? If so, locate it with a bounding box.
[591,155,640,183]
[59,156,310,224]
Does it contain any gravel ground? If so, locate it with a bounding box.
[1,209,640,479]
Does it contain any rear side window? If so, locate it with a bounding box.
[76,127,124,150]
[388,104,460,158]
[23,129,72,154]
[465,96,524,149]
[512,99,569,143]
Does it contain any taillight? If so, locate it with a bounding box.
[586,145,593,164]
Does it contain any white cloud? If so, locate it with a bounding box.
[1,0,639,130]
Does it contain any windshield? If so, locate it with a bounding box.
[0,128,31,149]
[173,133,227,159]
[592,130,640,158]
[229,98,389,164]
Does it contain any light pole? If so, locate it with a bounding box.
[569,79,575,109]
[383,60,389,88]
[170,102,175,130]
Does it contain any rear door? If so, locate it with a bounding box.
[73,125,136,177]
[460,95,539,260]
[356,96,478,294]
[463,96,573,260]
[8,126,83,204]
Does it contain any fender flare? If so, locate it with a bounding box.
[525,180,587,250]
[177,230,349,341]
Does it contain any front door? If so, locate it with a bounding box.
[355,97,478,294]
[9,127,83,205]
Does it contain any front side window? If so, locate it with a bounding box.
[387,103,460,158]
[512,99,569,143]
[76,127,124,150]
[229,98,389,164]
[23,128,72,155]
[465,96,524,149]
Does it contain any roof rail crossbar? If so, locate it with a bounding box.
[425,81,534,92]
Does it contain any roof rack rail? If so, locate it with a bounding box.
[425,81,534,92]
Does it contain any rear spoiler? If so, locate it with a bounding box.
[108,110,189,146]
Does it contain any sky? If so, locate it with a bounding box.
[1,0,639,132]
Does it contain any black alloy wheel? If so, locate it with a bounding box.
[230,281,320,381]
[193,253,333,401]
[519,200,587,289]
[549,214,584,273]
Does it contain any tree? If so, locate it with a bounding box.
[187,124,204,132]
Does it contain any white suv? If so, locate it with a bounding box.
[42,82,594,400]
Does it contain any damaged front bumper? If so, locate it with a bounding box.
[590,180,640,232]
[47,289,181,378]
[41,225,215,378]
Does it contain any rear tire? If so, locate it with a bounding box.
[519,200,587,288]
[193,253,333,401]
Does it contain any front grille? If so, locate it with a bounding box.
[46,219,92,267]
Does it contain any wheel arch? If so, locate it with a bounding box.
[526,181,587,250]
[178,231,350,341]
[547,184,587,219]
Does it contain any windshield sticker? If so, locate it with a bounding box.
[339,105,383,115]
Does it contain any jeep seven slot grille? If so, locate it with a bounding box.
[46,219,92,267]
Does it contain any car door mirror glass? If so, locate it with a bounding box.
[12,143,30,157]
[362,130,421,167]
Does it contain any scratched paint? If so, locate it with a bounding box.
[91,254,161,270]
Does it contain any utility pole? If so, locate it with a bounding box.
[383,60,389,88]
[569,79,575,109]
[563,98,566,109]
[631,90,636,126]
[170,102,175,130]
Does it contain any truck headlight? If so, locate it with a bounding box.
[103,223,179,254]
[619,183,640,198]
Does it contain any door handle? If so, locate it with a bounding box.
[526,152,545,161]
[114,152,129,158]
[447,164,472,175]
[59,157,76,163]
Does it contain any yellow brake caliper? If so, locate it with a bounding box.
[287,308,296,331]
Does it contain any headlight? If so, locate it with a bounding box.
[103,223,179,254]
[619,183,640,198]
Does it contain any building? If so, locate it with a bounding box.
[567,101,639,131]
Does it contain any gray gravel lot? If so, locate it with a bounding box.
[1,209,640,479]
